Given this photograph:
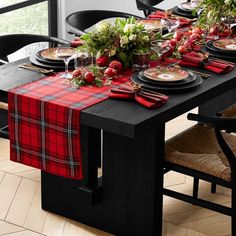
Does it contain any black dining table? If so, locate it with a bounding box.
[1,57,236,236]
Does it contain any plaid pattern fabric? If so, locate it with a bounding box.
[8,73,123,179]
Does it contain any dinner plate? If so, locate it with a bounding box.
[39,47,76,62]
[131,73,202,92]
[213,39,236,51]
[137,19,162,31]
[202,45,236,62]
[172,6,196,19]
[29,51,74,70]
[138,71,197,86]
[205,41,236,55]
[143,67,189,82]
[177,2,194,12]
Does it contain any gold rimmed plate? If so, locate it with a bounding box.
[137,19,162,31]
[131,73,202,92]
[39,47,76,62]
[213,39,236,51]
[143,67,189,82]
[138,71,197,86]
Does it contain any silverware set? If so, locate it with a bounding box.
[19,63,54,74]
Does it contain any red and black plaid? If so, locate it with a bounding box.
[8,73,126,179]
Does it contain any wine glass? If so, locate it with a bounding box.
[221,16,236,38]
[55,48,76,79]
[151,40,171,62]
[161,16,180,33]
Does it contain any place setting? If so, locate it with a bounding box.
[131,66,202,93]
[203,38,236,61]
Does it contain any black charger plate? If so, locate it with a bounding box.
[206,40,236,55]
[138,70,197,86]
[202,45,236,62]
[177,2,194,13]
[172,6,196,19]
[131,73,202,92]
[30,51,74,71]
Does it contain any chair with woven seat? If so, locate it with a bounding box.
[0,34,70,138]
[65,10,142,36]
[164,113,236,235]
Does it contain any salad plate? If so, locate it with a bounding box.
[143,67,189,82]
[213,39,236,51]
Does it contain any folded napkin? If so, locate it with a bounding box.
[109,83,168,109]
[148,11,191,27]
[165,52,234,74]
[71,37,83,47]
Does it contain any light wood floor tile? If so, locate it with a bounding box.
[42,213,65,236]
[0,160,35,174]
[0,173,21,220]
[3,230,45,236]
[6,178,38,226]
[0,170,5,183]
[16,169,41,182]
[24,185,47,233]
[0,220,24,235]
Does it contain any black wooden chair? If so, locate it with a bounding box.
[65,10,142,36]
[0,34,70,139]
[135,0,165,17]
[164,113,236,235]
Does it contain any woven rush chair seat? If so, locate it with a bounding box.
[165,124,236,181]
[219,104,236,118]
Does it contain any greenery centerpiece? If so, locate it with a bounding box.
[79,17,151,67]
[195,0,236,29]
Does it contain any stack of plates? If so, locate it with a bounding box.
[173,2,196,19]
[131,67,202,92]
[202,39,236,61]
[29,47,90,70]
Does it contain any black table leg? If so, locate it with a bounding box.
[41,125,165,236]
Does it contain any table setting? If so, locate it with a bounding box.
[8,0,236,181]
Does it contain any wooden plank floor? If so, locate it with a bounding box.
[0,109,231,235]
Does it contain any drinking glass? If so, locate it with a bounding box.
[74,50,89,69]
[55,48,76,79]
[151,40,171,62]
[161,16,180,33]
[221,16,236,38]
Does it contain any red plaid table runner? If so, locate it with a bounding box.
[8,73,129,179]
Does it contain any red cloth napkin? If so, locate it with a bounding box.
[164,52,234,74]
[109,83,168,109]
[148,11,191,27]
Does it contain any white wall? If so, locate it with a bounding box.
[58,0,185,39]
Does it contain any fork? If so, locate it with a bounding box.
[19,63,54,74]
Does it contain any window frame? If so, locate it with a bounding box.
[0,0,58,36]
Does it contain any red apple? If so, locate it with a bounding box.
[72,69,82,78]
[104,67,117,77]
[84,72,95,84]
[96,55,109,67]
[109,60,122,71]
[178,45,188,54]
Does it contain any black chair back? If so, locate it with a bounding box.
[135,0,164,16]
[0,34,69,62]
[65,10,142,36]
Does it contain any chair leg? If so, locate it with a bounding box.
[193,177,199,199]
[232,185,236,236]
[211,183,216,193]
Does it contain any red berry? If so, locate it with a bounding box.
[109,60,122,71]
[72,69,82,78]
[96,55,109,67]
[84,72,95,84]
[104,67,117,77]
